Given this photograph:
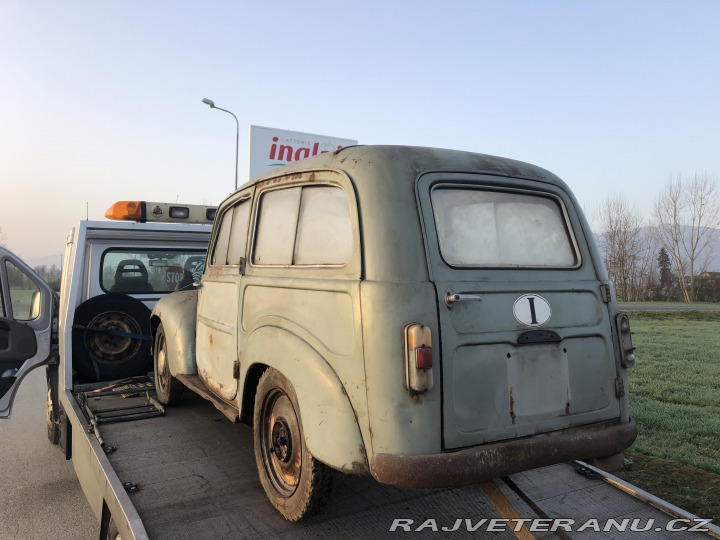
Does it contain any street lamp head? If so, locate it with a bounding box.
[201,98,215,108]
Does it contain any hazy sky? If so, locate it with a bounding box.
[2,1,719,266]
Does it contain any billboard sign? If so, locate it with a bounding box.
[249,125,357,180]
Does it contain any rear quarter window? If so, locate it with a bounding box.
[253,186,352,266]
[431,188,578,268]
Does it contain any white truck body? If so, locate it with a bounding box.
[1,218,212,538]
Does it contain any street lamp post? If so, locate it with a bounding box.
[202,98,239,191]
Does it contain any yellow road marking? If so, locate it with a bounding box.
[481,480,536,540]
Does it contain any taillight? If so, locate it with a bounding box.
[616,313,636,368]
[404,324,433,392]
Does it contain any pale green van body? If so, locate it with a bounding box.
[151,145,636,487]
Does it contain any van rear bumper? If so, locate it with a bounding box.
[370,418,637,489]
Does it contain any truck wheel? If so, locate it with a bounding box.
[253,368,333,521]
[46,387,59,445]
[72,294,152,382]
[153,323,183,405]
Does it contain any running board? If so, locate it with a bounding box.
[176,374,239,423]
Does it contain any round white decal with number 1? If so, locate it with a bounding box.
[513,294,551,327]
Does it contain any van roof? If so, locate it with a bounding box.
[242,145,568,191]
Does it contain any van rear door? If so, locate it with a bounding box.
[0,248,56,418]
[417,173,621,451]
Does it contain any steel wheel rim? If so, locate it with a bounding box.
[156,333,169,391]
[260,388,302,496]
[46,388,54,434]
[85,310,141,364]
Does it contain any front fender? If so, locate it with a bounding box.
[150,290,198,376]
[243,326,368,475]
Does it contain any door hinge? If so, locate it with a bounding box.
[233,360,240,379]
[614,377,625,397]
[600,284,611,303]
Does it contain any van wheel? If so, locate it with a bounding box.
[72,294,152,382]
[253,368,333,521]
[46,387,59,445]
[154,323,183,405]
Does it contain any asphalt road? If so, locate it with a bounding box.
[0,367,97,540]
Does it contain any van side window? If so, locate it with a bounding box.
[254,186,352,266]
[227,201,251,265]
[431,188,578,268]
[294,187,352,265]
[254,187,301,265]
[211,208,234,265]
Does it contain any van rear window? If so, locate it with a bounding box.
[431,188,578,268]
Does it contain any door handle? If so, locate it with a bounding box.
[445,292,482,308]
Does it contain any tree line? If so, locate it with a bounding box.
[596,173,720,303]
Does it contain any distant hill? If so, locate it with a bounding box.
[24,253,64,271]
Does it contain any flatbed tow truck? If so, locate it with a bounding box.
[67,381,720,539]
[0,200,717,539]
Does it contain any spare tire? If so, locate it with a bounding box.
[72,294,152,382]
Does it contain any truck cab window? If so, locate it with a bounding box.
[100,250,207,293]
[5,260,41,321]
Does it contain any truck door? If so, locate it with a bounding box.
[417,174,621,450]
[0,248,56,418]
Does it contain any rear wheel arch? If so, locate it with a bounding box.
[242,326,368,474]
[240,363,267,424]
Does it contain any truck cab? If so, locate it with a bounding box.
[0,201,214,539]
[151,145,638,522]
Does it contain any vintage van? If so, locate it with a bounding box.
[151,145,637,520]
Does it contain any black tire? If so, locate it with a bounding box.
[153,323,183,405]
[72,294,152,383]
[253,368,333,521]
[46,386,60,445]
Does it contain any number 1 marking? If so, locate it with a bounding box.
[527,297,538,325]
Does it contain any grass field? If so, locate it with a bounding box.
[615,310,720,522]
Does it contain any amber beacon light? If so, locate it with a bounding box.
[104,201,218,224]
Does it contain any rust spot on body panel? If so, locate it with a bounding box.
[509,387,516,425]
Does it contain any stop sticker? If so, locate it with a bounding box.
[165,265,184,290]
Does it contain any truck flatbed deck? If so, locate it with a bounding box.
[81,383,716,539]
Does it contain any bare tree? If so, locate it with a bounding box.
[596,194,647,301]
[653,173,720,302]
[635,226,661,299]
